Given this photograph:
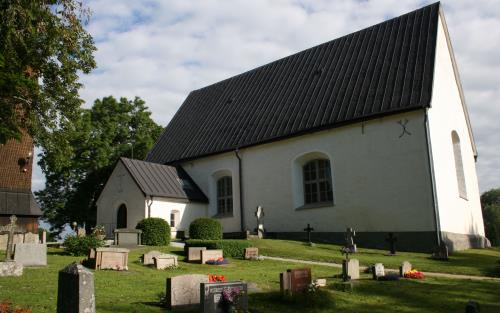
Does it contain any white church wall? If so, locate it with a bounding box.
[427,14,485,238]
[96,161,146,237]
[182,155,242,233]
[184,110,435,235]
[148,198,207,236]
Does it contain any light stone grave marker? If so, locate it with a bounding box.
[0,234,7,250]
[400,261,412,277]
[0,215,24,259]
[14,243,47,266]
[142,250,162,265]
[154,254,178,269]
[114,228,142,246]
[0,261,23,277]
[201,249,223,264]
[342,258,359,280]
[23,232,39,244]
[187,247,206,262]
[373,263,385,280]
[57,262,95,313]
[166,274,209,311]
[95,247,129,270]
[244,247,259,260]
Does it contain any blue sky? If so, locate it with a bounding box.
[32,0,500,193]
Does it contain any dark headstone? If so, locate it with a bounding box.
[432,242,449,260]
[465,301,480,313]
[288,268,312,293]
[244,247,259,260]
[57,262,95,313]
[344,227,357,253]
[200,281,248,313]
[303,224,314,243]
[385,232,397,255]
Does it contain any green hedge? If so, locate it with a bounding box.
[64,235,103,256]
[189,218,222,240]
[185,239,253,258]
[136,217,171,246]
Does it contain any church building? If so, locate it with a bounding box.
[96,2,489,252]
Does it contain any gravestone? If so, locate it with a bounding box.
[95,247,129,270]
[432,242,449,260]
[385,232,397,255]
[254,206,265,238]
[201,249,223,264]
[200,281,248,313]
[42,230,47,244]
[465,301,480,313]
[57,262,95,313]
[166,274,209,311]
[303,224,314,244]
[314,278,327,287]
[400,261,412,277]
[373,263,385,280]
[24,232,39,244]
[342,259,359,280]
[345,227,357,253]
[288,268,312,293]
[154,254,178,269]
[114,228,142,246]
[244,247,259,260]
[0,261,23,277]
[0,234,7,250]
[13,243,47,266]
[280,272,291,294]
[142,250,162,265]
[187,247,206,262]
[77,228,86,237]
[0,215,24,260]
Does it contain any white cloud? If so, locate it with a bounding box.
[32,0,500,193]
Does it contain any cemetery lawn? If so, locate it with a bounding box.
[252,239,500,277]
[0,246,499,312]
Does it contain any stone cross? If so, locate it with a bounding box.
[344,227,357,253]
[0,215,24,261]
[303,224,314,244]
[385,232,397,255]
[254,206,265,238]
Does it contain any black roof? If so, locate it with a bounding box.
[0,188,42,217]
[146,2,440,164]
[120,158,208,203]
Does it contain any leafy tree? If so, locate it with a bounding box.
[0,0,96,144]
[481,189,500,246]
[36,96,164,233]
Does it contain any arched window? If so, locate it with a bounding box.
[117,204,127,229]
[217,176,233,215]
[452,131,467,199]
[303,159,333,204]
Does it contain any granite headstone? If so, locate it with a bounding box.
[200,281,248,313]
[57,262,95,313]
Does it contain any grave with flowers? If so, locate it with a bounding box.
[200,281,248,313]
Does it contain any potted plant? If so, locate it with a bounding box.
[92,225,106,240]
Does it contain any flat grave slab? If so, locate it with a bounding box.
[154,254,178,269]
[95,247,129,271]
[187,247,206,262]
[201,249,223,264]
[142,250,162,265]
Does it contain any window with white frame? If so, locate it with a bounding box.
[303,159,333,204]
[452,131,467,199]
[217,176,233,215]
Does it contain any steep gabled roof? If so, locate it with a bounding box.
[146,2,440,164]
[120,158,208,203]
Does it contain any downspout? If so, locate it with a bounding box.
[235,149,245,233]
[424,109,441,246]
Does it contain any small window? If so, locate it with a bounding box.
[452,131,467,199]
[217,176,233,215]
[170,212,176,228]
[303,159,333,204]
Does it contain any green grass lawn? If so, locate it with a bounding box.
[252,239,500,277]
[1,245,499,312]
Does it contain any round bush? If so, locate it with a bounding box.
[136,217,171,246]
[64,235,103,256]
[189,218,223,240]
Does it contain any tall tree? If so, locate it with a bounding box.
[36,96,164,232]
[0,0,96,144]
[480,189,500,246]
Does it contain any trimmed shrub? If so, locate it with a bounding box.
[185,239,252,258]
[64,235,103,256]
[189,218,222,240]
[136,217,171,246]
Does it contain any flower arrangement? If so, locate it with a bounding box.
[91,225,106,240]
[307,282,319,294]
[222,286,243,305]
[208,274,226,282]
[404,269,424,279]
[206,257,229,265]
[0,300,32,313]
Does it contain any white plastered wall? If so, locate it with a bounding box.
[148,198,208,235]
[184,110,435,234]
[182,153,242,233]
[427,14,485,236]
[96,161,146,237]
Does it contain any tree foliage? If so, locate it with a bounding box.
[0,0,96,144]
[480,189,500,246]
[36,96,163,233]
